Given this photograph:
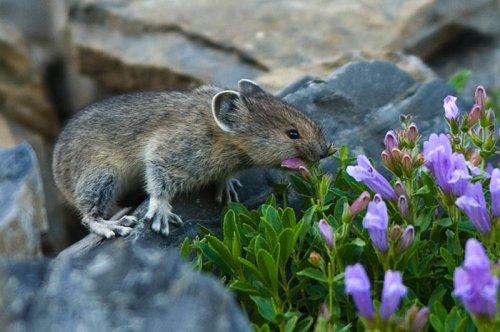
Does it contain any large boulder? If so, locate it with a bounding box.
[0,144,48,258]
[66,0,499,91]
[0,241,251,332]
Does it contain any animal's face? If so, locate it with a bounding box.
[212,80,332,168]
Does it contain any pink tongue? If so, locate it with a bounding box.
[281,157,306,170]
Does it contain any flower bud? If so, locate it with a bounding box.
[400,114,411,125]
[319,303,329,319]
[398,225,414,253]
[443,96,459,120]
[467,104,481,127]
[381,150,394,171]
[298,165,312,181]
[327,144,337,156]
[401,154,413,176]
[469,151,481,166]
[405,305,420,322]
[484,132,496,151]
[389,224,402,241]
[474,85,486,113]
[413,153,425,168]
[319,219,334,249]
[308,251,323,267]
[342,202,352,224]
[384,130,399,153]
[394,180,407,198]
[350,191,371,217]
[391,147,403,163]
[411,307,429,331]
[397,195,411,221]
[406,123,419,146]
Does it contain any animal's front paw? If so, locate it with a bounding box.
[215,177,242,205]
[144,197,183,237]
[85,217,137,238]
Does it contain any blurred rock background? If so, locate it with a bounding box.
[0,0,498,330]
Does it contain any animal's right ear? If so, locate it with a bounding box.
[212,90,245,132]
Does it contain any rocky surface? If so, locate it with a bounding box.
[66,0,499,91]
[0,144,48,258]
[0,241,250,332]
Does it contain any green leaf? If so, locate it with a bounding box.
[197,223,214,235]
[432,302,448,323]
[289,174,311,197]
[262,220,279,248]
[281,207,296,228]
[232,231,241,262]
[278,228,295,269]
[296,267,327,284]
[195,241,232,274]
[257,249,279,294]
[206,235,235,272]
[265,194,277,207]
[294,316,313,332]
[284,315,298,332]
[265,206,283,233]
[229,280,262,296]
[436,218,452,228]
[250,295,277,323]
[180,237,190,259]
[223,209,237,247]
[239,257,265,283]
[440,247,455,275]
[430,313,444,332]
[334,197,347,222]
[445,307,467,332]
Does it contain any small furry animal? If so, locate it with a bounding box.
[53,79,331,238]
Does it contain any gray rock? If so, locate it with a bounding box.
[66,0,499,91]
[0,143,48,258]
[0,241,250,332]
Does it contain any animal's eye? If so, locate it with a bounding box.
[287,129,300,139]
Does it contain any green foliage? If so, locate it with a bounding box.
[182,87,499,331]
[448,70,471,91]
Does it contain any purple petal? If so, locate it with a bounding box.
[345,264,374,320]
[319,219,334,249]
[380,270,407,320]
[346,156,396,200]
[362,195,388,253]
[384,130,399,153]
[443,96,460,120]
[490,168,499,218]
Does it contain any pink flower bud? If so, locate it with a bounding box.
[319,219,334,249]
[398,225,414,253]
[467,104,481,127]
[394,180,407,198]
[350,191,371,217]
[406,123,419,144]
[474,85,486,113]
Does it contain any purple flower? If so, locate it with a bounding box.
[345,264,374,320]
[380,270,407,320]
[347,155,397,200]
[443,96,460,120]
[423,134,453,192]
[319,219,334,249]
[455,182,491,235]
[453,239,498,319]
[448,153,472,197]
[362,194,388,253]
[491,168,499,218]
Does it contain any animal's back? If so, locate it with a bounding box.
[52,87,219,201]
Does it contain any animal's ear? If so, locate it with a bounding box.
[238,79,265,96]
[212,90,246,132]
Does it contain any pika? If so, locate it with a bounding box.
[53,79,331,238]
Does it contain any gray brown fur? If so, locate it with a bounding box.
[53,80,330,238]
